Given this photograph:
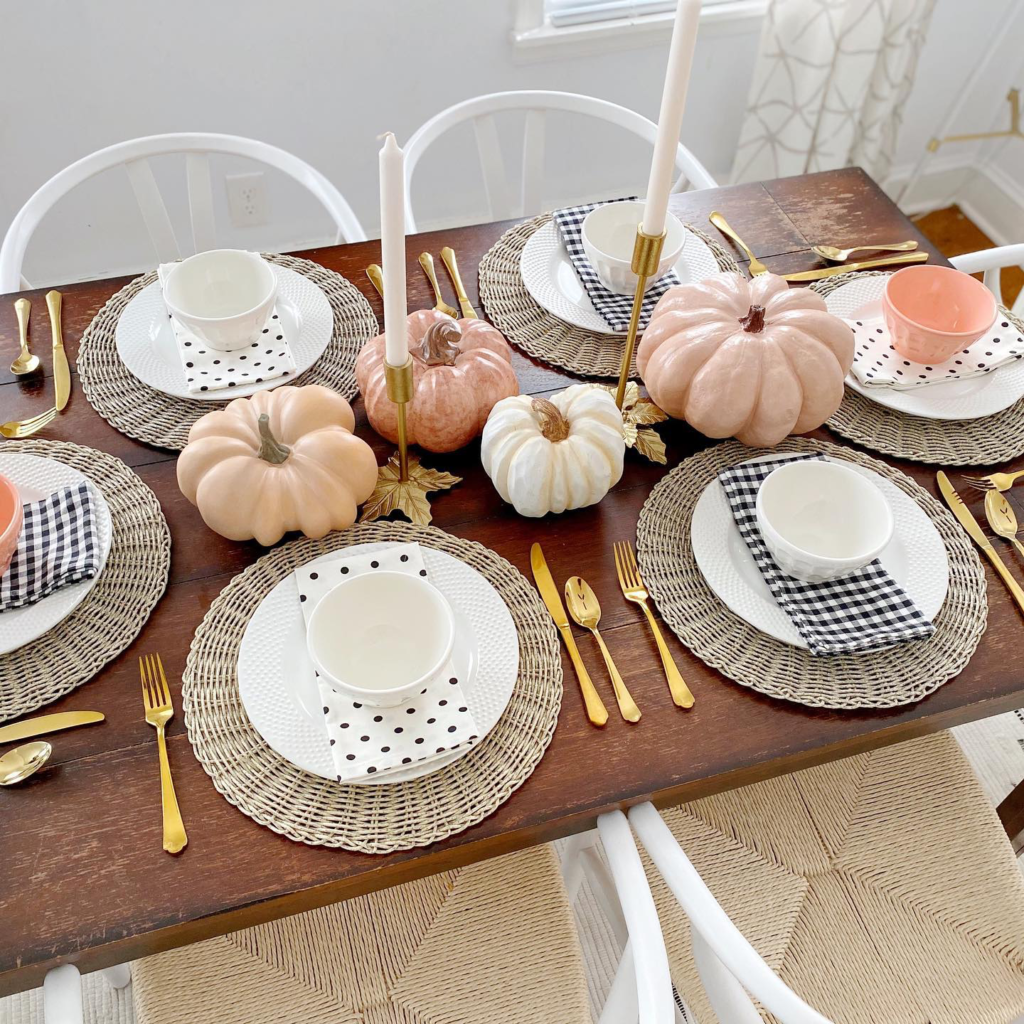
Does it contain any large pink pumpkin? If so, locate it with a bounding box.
[356,310,519,453]
[637,273,855,447]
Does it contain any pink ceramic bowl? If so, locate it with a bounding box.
[882,265,997,364]
[0,474,23,576]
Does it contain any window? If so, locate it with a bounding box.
[545,0,735,28]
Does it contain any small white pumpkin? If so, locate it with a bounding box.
[481,384,625,517]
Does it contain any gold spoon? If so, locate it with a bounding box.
[0,741,52,785]
[10,298,40,376]
[984,490,1024,558]
[365,264,384,299]
[812,240,918,262]
[565,577,641,723]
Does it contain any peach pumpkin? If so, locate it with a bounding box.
[356,310,519,453]
[637,273,855,447]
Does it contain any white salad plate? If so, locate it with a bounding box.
[520,220,724,335]
[823,275,1024,421]
[690,453,949,649]
[237,542,519,785]
[0,454,112,656]
[115,263,333,401]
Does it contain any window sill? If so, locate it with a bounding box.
[511,0,767,62]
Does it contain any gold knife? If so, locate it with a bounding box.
[439,246,477,319]
[0,710,104,745]
[530,543,609,727]
[781,251,929,282]
[46,290,71,411]
[937,472,1024,617]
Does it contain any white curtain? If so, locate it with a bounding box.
[731,0,936,184]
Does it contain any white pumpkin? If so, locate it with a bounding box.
[481,384,625,517]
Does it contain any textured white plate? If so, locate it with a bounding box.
[0,454,112,656]
[823,275,1024,420]
[237,542,519,785]
[690,453,949,649]
[115,263,333,401]
[520,220,724,335]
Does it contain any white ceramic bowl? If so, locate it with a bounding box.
[163,249,277,352]
[755,461,895,584]
[306,571,455,708]
[581,200,685,295]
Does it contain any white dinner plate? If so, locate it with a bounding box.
[237,542,519,785]
[520,220,725,335]
[690,453,949,649]
[0,454,112,656]
[115,263,334,401]
[822,275,1024,420]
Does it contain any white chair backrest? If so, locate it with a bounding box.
[950,243,1024,318]
[0,133,366,292]
[629,802,836,1024]
[402,90,717,232]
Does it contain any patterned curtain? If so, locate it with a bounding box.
[731,0,936,184]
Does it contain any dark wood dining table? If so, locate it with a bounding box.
[1,166,1022,997]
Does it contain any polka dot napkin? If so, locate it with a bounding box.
[848,314,1023,391]
[157,260,297,395]
[294,543,480,784]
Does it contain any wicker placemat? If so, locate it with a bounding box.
[0,440,171,722]
[636,437,987,709]
[478,214,738,379]
[814,271,1024,465]
[182,521,562,852]
[78,253,378,451]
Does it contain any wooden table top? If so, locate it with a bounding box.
[1,167,1021,996]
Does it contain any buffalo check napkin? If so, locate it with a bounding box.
[718,454,935,656]
[0,483,100,612]
[553,196,680,332]
[157,259,297,395]
[848,314,1024,390]
[295,543,480,783]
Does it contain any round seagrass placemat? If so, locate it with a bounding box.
[182,521,562,852]
[814,271,1024,465]
[478,213,739,379]
[78,253,378,451]
[636,437,987,709]
[0,440,171,722]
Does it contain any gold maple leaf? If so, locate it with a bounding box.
[359,453,462,526]
[593,382,669,465]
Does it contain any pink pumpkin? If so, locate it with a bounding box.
[637,273,855,447]
[357,310,519,453]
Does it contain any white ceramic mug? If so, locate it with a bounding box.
[163,249,277,352]
[306,571,456,708]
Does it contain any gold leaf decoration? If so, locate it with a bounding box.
[359,453,462,526]
[592,382,669,464]
[632,427,668,465]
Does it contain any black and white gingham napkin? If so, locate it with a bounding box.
[553,196,680,332]
[718,454,935,656]
[0,483,100,612]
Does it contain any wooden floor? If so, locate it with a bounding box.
[914,204,1022,306]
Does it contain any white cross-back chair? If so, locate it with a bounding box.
[950,243,1024,317]
[403,90,717,232]
[0,133,366,292]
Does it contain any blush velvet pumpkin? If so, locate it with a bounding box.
[637,273,855,447]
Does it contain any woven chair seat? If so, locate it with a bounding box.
[650,732,1024,1024]
[132,845,590,1024]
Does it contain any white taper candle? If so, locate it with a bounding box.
[379,132,408,366]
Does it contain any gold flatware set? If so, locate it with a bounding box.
[367,246,477,318]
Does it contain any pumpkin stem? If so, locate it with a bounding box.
[418,320,461,366]
[532,398,570,442]
[256,413,291,465]
[739,305,766,333]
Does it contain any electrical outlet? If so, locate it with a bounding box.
[226,172,268,227]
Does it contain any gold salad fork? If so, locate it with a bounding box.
[963,470,1024,494]
[709,211,768,276]
[140,653,188,854]
[613,541,695,708]
[0,406,58,439]
[418,253,459,318]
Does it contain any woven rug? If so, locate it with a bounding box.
[478,214,738,379]
[813,271,1024,466]
[78,254,377,451]
[0,441,170,722]
[182,521,562,852]
[636,437,987,709]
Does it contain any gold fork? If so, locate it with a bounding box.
[418,253,459,318]
[709,211,768,276]
[613,541,695,708]
[140,653,188,855]
[963,470,1024,494]
[0,407,58,439]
